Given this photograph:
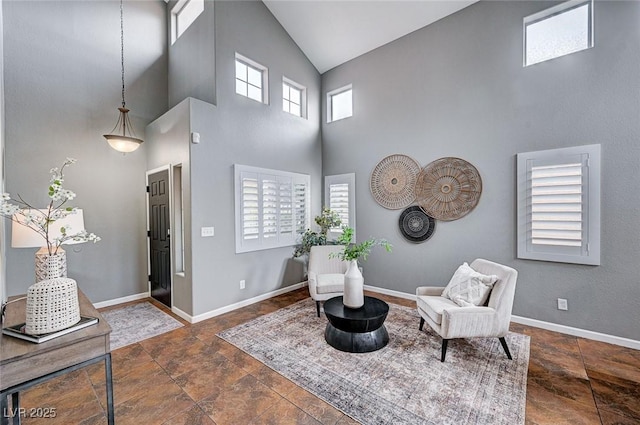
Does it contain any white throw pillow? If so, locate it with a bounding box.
[442,262,498,307]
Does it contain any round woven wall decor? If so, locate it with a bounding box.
[370,154,421,209]
[399,206,436,243]
[415,157,482,221]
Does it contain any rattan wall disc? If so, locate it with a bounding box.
[370,154,421,209]
[399,206,436,243]
[415,157,482,221]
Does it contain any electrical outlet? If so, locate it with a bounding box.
[240,280,246,289]
[201,227,215,237]
[557,298,568,311]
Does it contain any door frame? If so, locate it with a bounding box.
[146,164,173,308]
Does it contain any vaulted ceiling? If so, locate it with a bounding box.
[262,0,478,73]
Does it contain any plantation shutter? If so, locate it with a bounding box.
[324,173,356,240]
[241,173,260,242]
[235,165,310,253]
[530,163,582,247]
[294,182,308,235]
[278,176,294,238]
[262,176,278,239]
[517,145,600,265]
[329,183,350,229]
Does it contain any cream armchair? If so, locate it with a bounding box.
[416,259,518,362]
[308,245,349,317]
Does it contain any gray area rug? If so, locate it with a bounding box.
[218,298,529,425]
[102,302,183,350]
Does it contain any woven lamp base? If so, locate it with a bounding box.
[25,277,81,335]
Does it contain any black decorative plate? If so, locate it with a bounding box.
[399,206,436,243]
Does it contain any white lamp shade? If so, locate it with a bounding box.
[11,209,86,248]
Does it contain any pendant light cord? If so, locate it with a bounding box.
[104,0,143,151]
[120,0,126,108]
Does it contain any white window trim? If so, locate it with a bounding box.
[235,53,269,105]
[517,144,601,265]
[326,84,352,123]
[324,173,356,241]
[282,76,307,119]
[523,0,594,67]
[234,164,310,254]
[171,0,205,45]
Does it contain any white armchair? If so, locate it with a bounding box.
[416,258,518,362]
[308,245,348,317]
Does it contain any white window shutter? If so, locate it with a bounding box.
[329,183,350,229]
[235,165,310,253]
[241,173,259,242]
[324,173,356,240]
[294,182,308,235]
[530,163,583,247]
[517,144,600,265]
[278,176,294,238]
[262,176,278,240]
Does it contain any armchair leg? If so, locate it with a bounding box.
[419,317,425,331]
[316,301,321,317]
[499,337,513,360]
[441,339,449,362]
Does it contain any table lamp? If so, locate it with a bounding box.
[11,209,87,282]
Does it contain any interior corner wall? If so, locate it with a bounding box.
[145,98,193,315]
[321,1,640,341]
[167,0,216,109]
[3,1,168,303]
[185,1,321,317]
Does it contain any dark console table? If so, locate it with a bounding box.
[323,296,389,353]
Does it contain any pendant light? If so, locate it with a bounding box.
[103,0,143,153]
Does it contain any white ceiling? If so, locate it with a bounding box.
[262,0,479,74]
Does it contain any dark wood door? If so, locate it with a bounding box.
[148,170,171,307]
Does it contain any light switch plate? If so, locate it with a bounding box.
[557,298,568,311]
[201,227,214,237]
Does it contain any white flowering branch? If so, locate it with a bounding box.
[0,158,101,256]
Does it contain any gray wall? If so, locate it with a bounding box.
[145,98,192,314]
[173,1,322,316]
[321,1,640,341]
[167,0,216,109]
[0,0,5,303]
[3,0,168,302]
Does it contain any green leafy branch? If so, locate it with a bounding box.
[331,226,392,262]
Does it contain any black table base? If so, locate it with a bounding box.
[323,296,390,353]
[325,323,389,353]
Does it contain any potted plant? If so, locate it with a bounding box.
[0,158,101,334]
[293,207,342,259]
[332,226,392,308]
[0,158,101,280]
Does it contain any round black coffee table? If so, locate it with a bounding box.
[323,296,390,353]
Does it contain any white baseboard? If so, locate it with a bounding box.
[510,315,640,351]
[364,284,416,301]
[93,292,149,309]
[95,284,640,350]
[171,305,192,323]
[364,285,640,351]
[173,282,308,324]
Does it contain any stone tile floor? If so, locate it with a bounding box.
[13,288,640,424]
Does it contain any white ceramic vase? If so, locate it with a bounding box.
[343,259,364,309]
